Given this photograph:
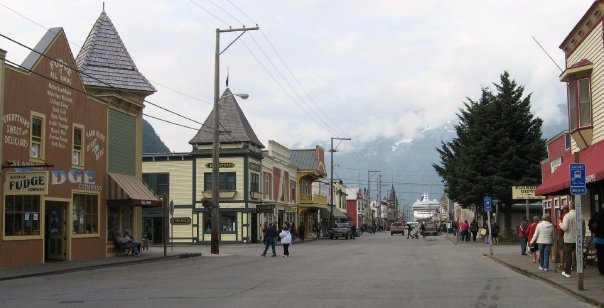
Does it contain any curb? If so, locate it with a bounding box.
[484,254,603,308]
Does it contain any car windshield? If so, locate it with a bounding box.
[335,223,349,228]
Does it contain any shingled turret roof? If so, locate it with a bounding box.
[75,11,156,93]
[189,88,264,148]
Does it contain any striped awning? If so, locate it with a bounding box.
[107,172,162,207]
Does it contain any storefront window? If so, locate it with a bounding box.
[221,213,236,232]
[73,194,98,234]
[5,195,41,236]
[107,205,133,241]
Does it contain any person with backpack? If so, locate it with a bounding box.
[517,218,529,255]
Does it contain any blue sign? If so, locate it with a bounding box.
[570,163,586,187]
[570,163,586,195]
[484,196,492,212]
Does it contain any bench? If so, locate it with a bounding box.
[114,240,134,256]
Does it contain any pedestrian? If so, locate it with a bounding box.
[589,209,604,275]
[470,219,479,242]
[279,224,292,257]
[517,218,529,255]
[407,223,413,239]
[298,223,305,241]
[560,203,577,278]
[261,222,278,257]
[314,222,321,240]
[527,216,540,263]
[556,206,569,270]
[482,222,490,244]
[350,224,357,240]
[492,221,500,245]
[261,222,268,245]
[290,222,296,244]
[460,220,469,242]
[419,222,426,239]
[530,214,554,271]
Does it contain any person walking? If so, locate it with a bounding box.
[492,221,500,245]
[517,218,529,255]
[407,223,413,239]
[261,222,278,257]
[279,224,292,257]
[530,214,554,271]
[527,216,540,263]
[560,203,577,278]
[556,206,569,270]
[460,220,469,242]
[350,224,357,240]
[470,219,479,242]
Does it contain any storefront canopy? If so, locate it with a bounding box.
[536,139,604,196]
[320,206,348,220]
[107,172,162,207]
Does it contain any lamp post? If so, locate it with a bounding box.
[329,137,350,228]
[211,25,259,255]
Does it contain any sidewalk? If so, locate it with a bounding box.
[0,244,205,281]
[449,235,604,307]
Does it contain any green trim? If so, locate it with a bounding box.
[244,154,249,208]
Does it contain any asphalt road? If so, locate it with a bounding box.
[0,233,595,308]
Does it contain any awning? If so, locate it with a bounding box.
[320,206,348,220]
[535,153,572,196]
[536,139,604,196]
[107,172,162,207]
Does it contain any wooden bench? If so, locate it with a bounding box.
[114,240,134,256]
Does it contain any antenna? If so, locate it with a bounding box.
[532,36,563,73]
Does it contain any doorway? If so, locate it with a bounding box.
[143,217,164,244]
[45,201,67,261]
[251,213,258,243]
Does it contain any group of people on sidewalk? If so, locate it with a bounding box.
[516,204,578,277]
[457,219,500,244]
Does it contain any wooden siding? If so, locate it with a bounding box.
[567,24,604,148]
[108,108,135,174]
[195,156,247,208]
[142,160,193,206]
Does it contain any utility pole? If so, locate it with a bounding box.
[211,25,259,255]
[330,137,350,228]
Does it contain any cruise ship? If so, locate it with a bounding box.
[412,193,441,221]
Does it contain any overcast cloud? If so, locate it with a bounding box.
[0,0,593,153]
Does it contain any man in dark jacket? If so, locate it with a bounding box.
[470,220,479,242]
[261,222,278,257]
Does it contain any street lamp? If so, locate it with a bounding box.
[329,137,351,228]
[211,25,259,255]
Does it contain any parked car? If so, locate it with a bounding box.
[423,222,439,236]
[390,222,405,236]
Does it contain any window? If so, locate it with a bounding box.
[72,193,98,234]
[290,180,296,203]
[72,126,84,166]
[30,115,44,159]
[568,78,591,131]
[107,206,133,242]
[221,213,236,232]
[5,195,41,236]
[143,173,169,196]
[565,132,571,150]
[250,173,260,193]
[203,172,236,191]
[263,172,272,199]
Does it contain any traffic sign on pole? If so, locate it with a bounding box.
[570,163,586,196]
[484,196,492,212]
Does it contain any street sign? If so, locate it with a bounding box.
[570,163,586,196]
[484,196,492,212]
[511,186,545,200]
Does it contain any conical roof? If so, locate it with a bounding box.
[189,88,264,148]
[75,11,156,93]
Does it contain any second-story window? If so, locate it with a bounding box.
[263,172,272,199]
[290,180,296,203]
[204,172,236,191]
[568,78,591,131]
[250,173,259,193]
[72,126,84,166]
[30,115,44,159]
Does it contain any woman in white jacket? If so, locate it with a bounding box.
[279,225,292,257]
[530,214,554,271]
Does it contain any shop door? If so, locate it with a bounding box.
[144,217,164,244]
[46,201,67,261]
[251,213,258,243]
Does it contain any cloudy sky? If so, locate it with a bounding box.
[0,0,593,154]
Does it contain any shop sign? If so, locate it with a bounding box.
[511,186,545,200]
[205,162,235,168]
[170,217,192,225]
[285,207,297,213]
[256,204,275,213]
[5,172,49,195]
[249,162,261,172]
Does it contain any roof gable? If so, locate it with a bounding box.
[75,11,156,93]
[188,88,264,148]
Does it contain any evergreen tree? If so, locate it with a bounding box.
[433,72,546,236]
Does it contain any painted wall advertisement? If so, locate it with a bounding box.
[5,172,49,195]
